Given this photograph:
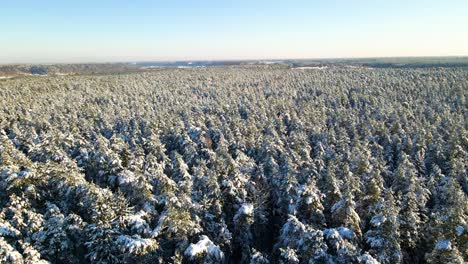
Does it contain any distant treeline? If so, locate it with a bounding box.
[1,57,467,78]
[289,57,468,68]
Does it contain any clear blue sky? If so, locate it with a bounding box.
[1,0,467,63]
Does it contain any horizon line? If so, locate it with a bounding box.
[1,55,468,66]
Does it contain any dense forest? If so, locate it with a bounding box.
[0,65,466,263]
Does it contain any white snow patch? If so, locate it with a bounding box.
[337,227,355,240]
[370,215,386,227]
[456,225,464,236]
[434,239,452,251]
[18,169,33,179]
[0,222,20,237]
[324,228,340,240]
[117,235,156,254]
[184,235,224,261]
[280,247,299,263]
[292,66,328,70]
[150,212,167,238]
[366,236,384,248]
[0,237,23,262]
[127,210,150,233]
[234,203,254,220]
[118,170,137,185]
[9,251,23,262]
[141,66,162,69]
[324,227,355,240]
[359,252,380,264]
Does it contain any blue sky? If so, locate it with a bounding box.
[1,0,467,63]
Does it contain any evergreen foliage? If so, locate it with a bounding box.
[0,65,466,263]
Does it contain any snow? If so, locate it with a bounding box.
[337,227,355,240]
[239,203,254,216]
[281,215,305,236]
[184,235,224,261]
[359,253,381,264]
[127,210,150,234]
[300,184,323,206]
[140,66,162,69]
[366,236,384,248]
[434,239,451,251]
[118,170,137,185]
[0,222,20,237]
[292,66,328,70]
[9,251,23,262]
[345,65,375,70]
[18,169,33,179]
[324,228,340,240]
[21,242,49,264]
[0,237,23,262]
[234,203,254,221]
[370,215,386,227]
[150,211,168,238]
[280,247,299,263]
[117,235,156,254]
[456,225,464,236]
[250,250,269,263]
[169,196,179,204]
[324,227,355,241]
[330,198,356,214]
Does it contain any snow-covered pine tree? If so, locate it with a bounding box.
[425,176,467,263]
[274,215,329,263]
[331,172,362,238]
[365,189,402,264]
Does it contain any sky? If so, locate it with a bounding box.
[0,0,467,63]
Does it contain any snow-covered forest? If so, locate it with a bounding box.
[0,65,466,263]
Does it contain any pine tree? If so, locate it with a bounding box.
[425,176,467,263]
[320,162,342,226]
[32,203,82,263]
[294,177,325,227]
[360,163,385,232]
[365,190,402,264]
[331,177,362,238]
[184,235,224,263]
[233,203,255,262]
[275,215,329,263]
[398,171,422,257]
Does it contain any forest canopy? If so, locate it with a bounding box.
[0,65,466,263]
